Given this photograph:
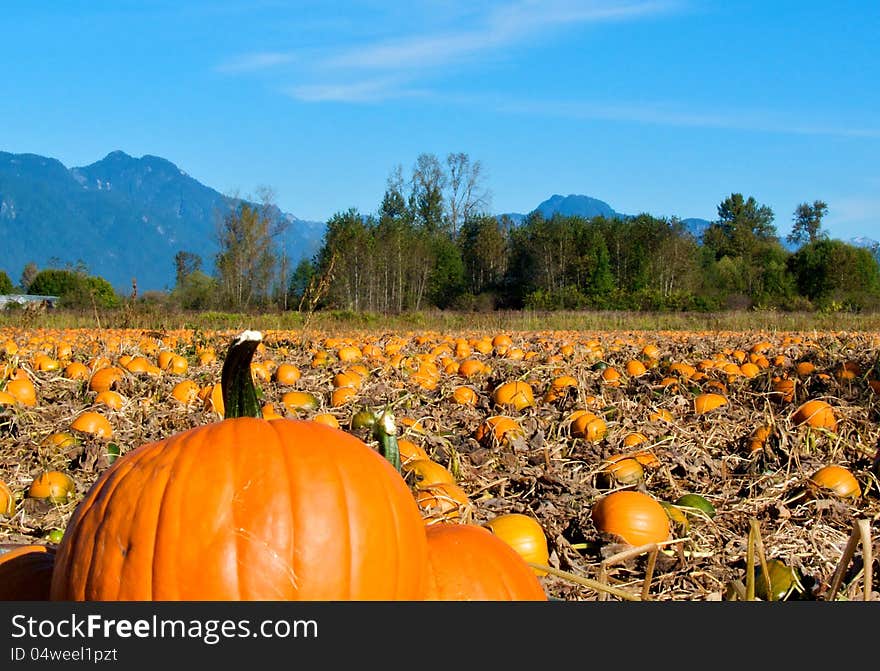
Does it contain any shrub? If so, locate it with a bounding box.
[0,270,13,294]
[28,269,120,309]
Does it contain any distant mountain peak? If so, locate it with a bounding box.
[103,149,133,161]
[0,149,325,292]
[534,193,617,219]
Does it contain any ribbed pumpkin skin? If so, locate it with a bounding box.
[50,418,429,601]
[424,524,547,601]
[0,544,56,600]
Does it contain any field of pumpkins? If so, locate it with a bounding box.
[1,325,879,601]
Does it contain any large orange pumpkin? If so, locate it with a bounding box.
[424,523,547,600]
[49,330,429,601]
[0,544,56,600]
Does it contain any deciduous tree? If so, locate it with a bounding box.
[787,200,828,247]
[214,189,286,310]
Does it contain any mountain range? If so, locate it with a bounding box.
[1,151,876,293]
[0,150,325,293]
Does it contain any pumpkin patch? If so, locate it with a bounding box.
[0,324,878,602]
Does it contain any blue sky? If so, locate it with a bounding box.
[3,1,878,240]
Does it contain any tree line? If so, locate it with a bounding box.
[3,152,879,313]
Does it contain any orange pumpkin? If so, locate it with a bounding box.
[403,459,456,488]
[49,330,429,601]
[599,455,645,487]
[170,379,200,405]
[88,366,124,393]
[32,353,60,372]
[0,544,56,600]
[330,385,358,407]
[43,432,77,449]
[281,390,320,412]
[94,390,124,411]
[601,367,622,387]
[483,513,550,576]
[5,377,36,406]
[475,416,524,447]
[63,361,91,381]
[70,411,113,439]
[28,471,76,504]
[457,358,485,378]
[591,490,671,547]
[771,377,796,403]
[415,482,471,522]
[792,399,837,432]
[807,465,861,499]
[311,412,340,429]
[543,375,578,403]
[451,386,478,405]
[622,432,649,448]
[273,363,302,385]
[625,360,648,378]
[491,380,535,411]
[570,411,608,442]
[397,438,430,464]
[423,523,547,601]
[747,425,773,454]
[693,392,727,415]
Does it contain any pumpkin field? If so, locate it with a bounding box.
[1,322,878,601]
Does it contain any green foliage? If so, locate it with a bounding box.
[787,200,828,247]
[288,258,316,307]
[317,208,374,311]
[171,270,217,310]
[459,215,509,295]
[702,193,777,259]
[0,270,13,294]
[86,276,120,308]
[587,232,614,296]
[27,268,120,308]
[525,285,589,310]
[300,157,879,315]
[428,233,465,308]
[174,251,203,285]
[410,153,446,233]
[787,239,880,309]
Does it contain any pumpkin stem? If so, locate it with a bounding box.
[221,330,263,419]
[372,408,401,472]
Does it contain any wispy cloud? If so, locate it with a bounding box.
[496,97,880,139]
[285,78,430,103]
[216,51,296,74]
[217,1,680,100]
[327,0,676,70]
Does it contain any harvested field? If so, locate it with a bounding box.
[2,325,878,601]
